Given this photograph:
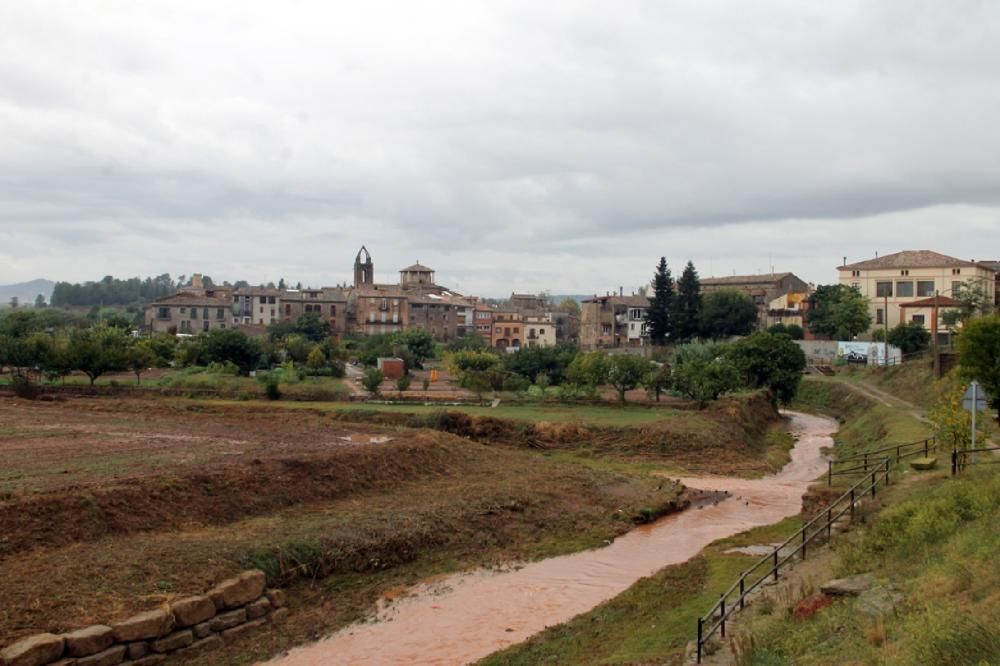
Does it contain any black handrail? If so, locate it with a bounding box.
[695,458,890,662]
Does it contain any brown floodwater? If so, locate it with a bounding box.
[267,411,835,666]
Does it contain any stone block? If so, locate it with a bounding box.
[63,626,114,658]
[110,609,173,642]
[179,635,223,655]
[192,622,213,640]
[270,607,289,623]
[0,633,65,666]
[128,656,165,666]
[820,574,875,597]
[208,570,266,609]
[170,595,216,627]
[264,589,286,608]
[125,642,149,660]
[75,645,126,666]
[246,597,272,619]
[149,629,193,654]
[208,608,247,633]
[221,618,267,643]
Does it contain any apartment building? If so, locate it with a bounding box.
[837,250,998,338]
[580,294,649,349]
[145,289,233,334]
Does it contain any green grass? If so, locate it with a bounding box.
[745,467,1000,666]
[212,399,681,427]
[478,518,803,666]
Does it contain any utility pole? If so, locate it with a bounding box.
[932,290,940,378]
[883,293,889,366]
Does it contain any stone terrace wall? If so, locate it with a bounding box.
[0,570,286,666]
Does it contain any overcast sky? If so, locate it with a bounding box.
[2,1,1000,296]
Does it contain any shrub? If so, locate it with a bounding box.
[362,367,384,395]
[264,376,281,400]
[397,374,412,392]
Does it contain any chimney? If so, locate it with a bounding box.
[192,274,203,289]
[843,257,847,267]
[619,286,623,296]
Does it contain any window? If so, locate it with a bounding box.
[896,281,914,297]
[876,308,884,325]
[157,307,170,319]
[330,305,336,315]
[876,282,893,297]
[851,270,861,277]
[900,269,910,276]
[216,308,225,320]
[259,307,264,314]
[191,308,198,320]
[203,308,209,319]
[180,307,187,314]
[629,308,642,319]
[268,296,276,304]
[285,304,291,315]
[952,268,962,275]
[912,314,925,326]
[852,282,860,290]
[203,320,209,332]
[917,281,935,297]
[601,324,611,335]
[952,281,962,294]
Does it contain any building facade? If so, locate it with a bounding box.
[700,272,810,330]
[580,294,649,349]
[837,251,998,339]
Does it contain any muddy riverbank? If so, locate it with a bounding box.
[268,411,835,666]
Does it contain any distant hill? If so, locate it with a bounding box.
[0,279,56,306]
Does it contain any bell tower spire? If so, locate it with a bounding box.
[354,246,373,287]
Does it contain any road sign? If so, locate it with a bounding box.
[962,381,988,413]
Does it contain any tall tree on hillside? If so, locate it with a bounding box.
[957,315,1000,422]
[646,257,674,344]
[672,261,703,341]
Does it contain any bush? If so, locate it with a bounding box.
[502,374,531,393]
[886,320,931,355]
[397,374,412,392]
[264,376,281,400]
[362,367,384,395]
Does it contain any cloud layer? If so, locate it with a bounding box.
[2,1,999,294]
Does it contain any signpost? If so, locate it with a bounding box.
[962,380,989,463]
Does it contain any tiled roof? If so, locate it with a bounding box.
[150,291,231,307]
[701,273,794,286]
[400,262,434,272]
[583,295,649,307]
[899,295,960,308]
[839,251,972,271]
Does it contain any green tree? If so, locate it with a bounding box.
[886,321,931,355]
[557,298,581,316]
[941,280,993,329]
[306,345,327,371]
[397,374,412,393]
[282,334,314,364]
[34,294,46,308]
[646,257,674,344]
[671,343,739,407]
[700,289,757,339]
[806,284,871,340]
[447,332,488,353]
[396,328,436,367]
[727,331,807,405]
[67,325,129,385]
[182,329,261,375]
[767,322,804,340]
[502,344,577,384]
[361,367,384,396]
[643,362,672,402]
[565,351,609,387]
[606,354,653,405]
[672,261,703,341]
[126,339,159,385]
[957,315,1000,421]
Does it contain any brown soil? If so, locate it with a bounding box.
[0,393,780,661]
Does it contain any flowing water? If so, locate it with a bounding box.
[268,411,835,666]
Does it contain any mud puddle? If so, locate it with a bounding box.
[267,411,835,666]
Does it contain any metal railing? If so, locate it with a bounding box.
[952,446,1000,474]
[827,438,936,486]
[695,458,891,662]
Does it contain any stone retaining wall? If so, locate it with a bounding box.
[0,570,286,666]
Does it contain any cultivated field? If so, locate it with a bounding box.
[0,390,789,663]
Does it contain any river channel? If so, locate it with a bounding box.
[268,410,836,665]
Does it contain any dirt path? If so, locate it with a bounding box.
[841,378,930,424]
[265,412,835,666]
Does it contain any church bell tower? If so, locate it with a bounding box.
[354,246,374,287]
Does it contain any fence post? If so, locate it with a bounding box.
[720,595,726,638]
[697,617,703,664]
[884,458,890,485]
[951,449,957,476]
[863,453,868,472]
[801,528,807,560]
[849,488,855,521]
[739,575,745,610]
[871,471,876,498]
[827,507,832,539]
[896,445,901,463]
[773,548,779,582]
[924,439,929,457]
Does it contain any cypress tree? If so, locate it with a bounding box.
[647,257,674,344]
[673,261,703,341]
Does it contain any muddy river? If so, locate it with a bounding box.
[268,411,835,666]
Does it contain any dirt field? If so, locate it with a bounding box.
[0,393,782,663]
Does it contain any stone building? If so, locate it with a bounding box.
[700,272,810,330]
[579,293,650,349]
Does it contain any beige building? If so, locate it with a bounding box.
[837,250,998,339]
[701,273,810,330]
[523,314,556,348]
[580,294,649,349]
[145,289,233,334]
